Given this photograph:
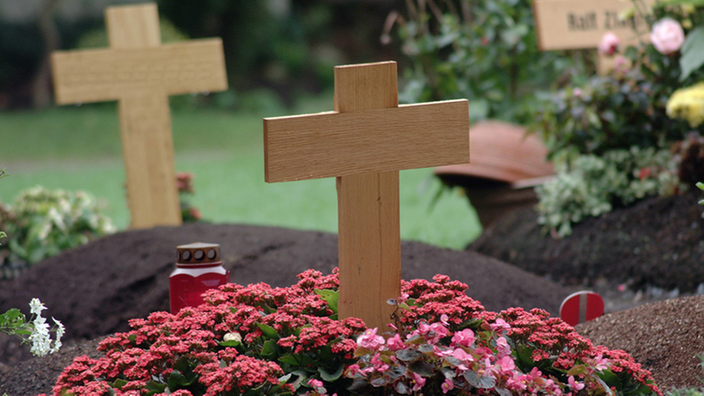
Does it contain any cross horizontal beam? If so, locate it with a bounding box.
[264,99,469,183]
[51,39,227,104]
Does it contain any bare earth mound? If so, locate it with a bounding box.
[576,295,704,391]
[0,223,569,395]
[470,191,704,293]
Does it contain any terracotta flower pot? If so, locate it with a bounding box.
[435,120,554,228]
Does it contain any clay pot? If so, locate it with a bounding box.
[434,120,554,228]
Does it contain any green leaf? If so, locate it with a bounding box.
[396,348,423,362]
[261,339,277,358]
[597,369,623,390]
[318,364,344,382]
[218,339,241,348]
[257,323,279,339]
[567,364,588,376]
[680,27,704,81]
[0,308,25,326]
[408,360,435,377]
[145,381,167,394]
[111,379,128,390]
[314,289,338,314]
[697,182,704,191]
[167,370,191,389]
[278,353,317,370]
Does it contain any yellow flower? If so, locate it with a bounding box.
[666,82,704,127]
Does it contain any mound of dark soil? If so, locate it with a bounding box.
[0,223,570,394]
[470,191,704,293]
[576,295,704,390]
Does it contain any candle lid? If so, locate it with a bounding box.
[177,242,221,266]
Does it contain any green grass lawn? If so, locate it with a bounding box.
[0,103,481,249]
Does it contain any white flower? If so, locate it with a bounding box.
[50,317,65,353]
[29,315,51,356]
[26,299,64,357]
[29,298,46,316]
[223,332,242,343]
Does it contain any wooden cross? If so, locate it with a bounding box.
[533,0,654,74]
[264,61,469,331]
[50,3,227,229]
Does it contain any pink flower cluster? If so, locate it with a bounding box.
[348,275,661,395]
[50,270,660,396]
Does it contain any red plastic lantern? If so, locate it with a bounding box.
[170,242,230,313]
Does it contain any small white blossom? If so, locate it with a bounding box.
[26,299,64,357]
[29,315,51,356]
[223,332,242,343]
[50,317,65,353]
[29,298,46,316]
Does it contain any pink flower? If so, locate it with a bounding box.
[651,17,685,55]
[441,378,454,394]
[498,355,515,372]
[491,318,510,332]
[452,347,474,364]
[598,32,620,56]
[568,375,585,391]
[356,328,385,350]
[496,336,511,357]
[386,334,404,351]
[370,353,389,372]
[590,353,610,372]
[346,364,365,377]
[451,328,475,347]
[308,378,327,394]
[411,372,426,391]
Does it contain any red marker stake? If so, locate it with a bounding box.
[560,291,604,326]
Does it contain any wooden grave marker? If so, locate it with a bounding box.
[264,61,469,331]
[533,0,655,73]
[51,3,227,229]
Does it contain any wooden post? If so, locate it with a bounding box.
[51,3,228,229]
[264,61,469,330]
[533,0,654,74]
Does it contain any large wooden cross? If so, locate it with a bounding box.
[51,3,227,229]
[264,61,469,330]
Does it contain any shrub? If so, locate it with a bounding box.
[384,0,576,122]
[0,186,115,269]
[52,270,659,395]
[536,147,682,237]
[531,0,704,237]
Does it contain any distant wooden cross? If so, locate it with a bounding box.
[533,0,654,73]
[264,61,469,330]
[51,3,228,229]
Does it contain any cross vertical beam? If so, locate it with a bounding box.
[334,62,401,329]
[51,3,228,229]
[108,5,179,229]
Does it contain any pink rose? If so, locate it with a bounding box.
[598,32,620,56]
[651,17,685,55]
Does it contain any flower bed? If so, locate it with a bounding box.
[50,270,658,395]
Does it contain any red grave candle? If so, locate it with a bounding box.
[170,242,230,313]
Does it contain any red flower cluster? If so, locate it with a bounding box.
[52,269,364,396]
